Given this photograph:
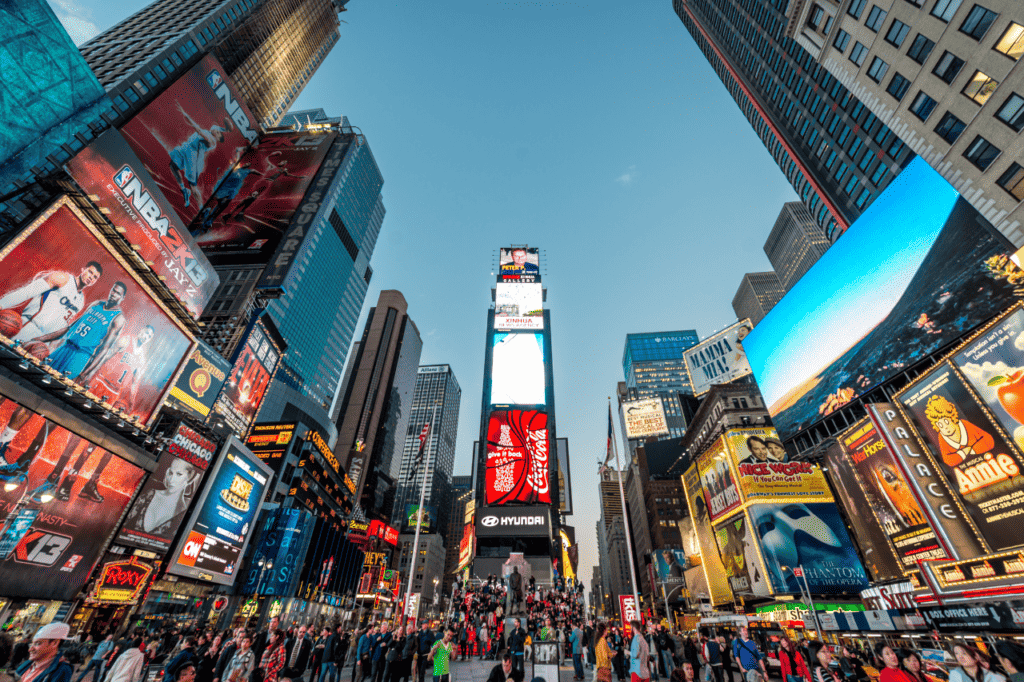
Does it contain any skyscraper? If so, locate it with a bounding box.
[620,331,700,443]
[673,0,915,241]
[763,202,831,291]
[443,475,473,596]
[732,271,786,325]
[79,0,349,128]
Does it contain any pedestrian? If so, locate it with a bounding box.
[371,623,392,682]
[730,628,765,682]
[570,623,585,681]
[657,628,675,679]
[428,629,455,682]
[255,619,282,667]
[672,662,698,682]
[104,639,145,682]
[595,624,613,682]
[995,642,1024,682]
[629,621,651,682]
[76,636,114,682]
[214,629,245,682]
[901,650,928,682]
[948,645,1006,682]
[283,626,312,682]
[703,636,723,682]
[808,643,843,682]
[354,627,375,682]
[15,623,74,682]
[874,645,915,682]
[839,647,867,682]
[486,654,524,682]
[197,635,223,682]
[778,638,810,682]
[165,638,199,682]
[224,635,255,682]
[258,630,286,682]
[310,628,331,682]
[611,628,626,682]
[415,623,436,682]
[383,627,404,682]
[719,638,735,682]
[507,620,526,676]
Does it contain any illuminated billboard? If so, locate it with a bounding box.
[0,396,145,600]
[120,54,258,227]
[64,128,218,318]
[498,247,540,283]
[402,504,436,533]
[164,340,231,420]
[494,282,543,330]
[684,320,753,396]
[696,437,740,521]
[485,409,551,505]
[167,436,272,585]
[743,158,1017,440]
[115,423,214,553]
[622,398,670,439]
[245,422,296,474]
[713,510,771,596]
[490,332,545,405]
[682,462,733,606]
[209,313,284,439]
[726,427,832,501]
[0,198,194,427]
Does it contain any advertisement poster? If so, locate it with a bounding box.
[713,511,771,597]
[696,438,740,521]
[485,410,551,505]
[402,504,436,533]
[167,436,272,585]
[684,320,754,396]
[244,422,295,474]
[209,314,283,439]
[192,132,336,257]
[682,462,733,606]
[498,247,540,283]
[622,398,670,439]
[743,158,1018,440]
[242,507,313,596]
[490,333,545,406]
[115,423,214,552]
[64,128,218,318]
[119,54,258,227]
[164,340,231,420]
[494,282,543,330]
[0,397,145,600]
[748,502,870,595]
[727,427,832,500]
[655,549,688,585]
[839,420,945,572]
[0,198,194,427]
[899,364,1024,551]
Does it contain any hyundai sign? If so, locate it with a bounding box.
[475,505,551,537]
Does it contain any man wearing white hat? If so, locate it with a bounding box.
[17,623,73,682]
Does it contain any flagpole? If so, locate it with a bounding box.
[610,399,642,619]
[402,401,438,628]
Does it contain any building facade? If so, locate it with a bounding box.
[396,533,446,619]
[763,202,831,291]
[443,475,473,596]
[732,271,786,325]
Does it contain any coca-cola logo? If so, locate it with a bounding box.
[528,429,548,494]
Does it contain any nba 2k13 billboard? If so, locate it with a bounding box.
[0,197,194,428]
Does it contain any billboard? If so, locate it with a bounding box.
[684,320,753,396]
[485,410,551,505]
[167,436,272,585]
[0,198,194,427]
[898,363,1024,552]
[726,427,832,501]
[402,504,436,533]
[494,282,543,330]
[490,332,545,406]
[0,397,145,600]
[114,423,215,552]
[164,340,231,420]
[64,128,218,318]
[474,505,551,537]
[192,131,336,257]
[743,157,1017,440]
[556,437,572,515]
[655,549,688,585]
[748,502,871,595]
[245,422,296,474]
[696,437,741,521]
[682,462,733,606]
[242,507,314,596]
[119,54,258,227]
[498,247,540,283]
[209,313,284,439]
[713,510,771,596]
[622,398,670,439]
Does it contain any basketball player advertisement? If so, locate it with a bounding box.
[484,409,551,505]
[191,131,337,258]
[0,198,195,427]
[0,397,145,600]
[64,128,219,318]
[209,313,284,439]
[119,54,258,227]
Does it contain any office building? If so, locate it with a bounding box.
[673,0,915,241]
[443,475,473,596]
[396,533,446,619]
[678,383,774,462]
[732,271,786,325]
[334,290,423,518]
[392,365,462,538]
[787,0,1024,245]
[763,202,831,291]
[79,0,349,128]
[620,333,700,453]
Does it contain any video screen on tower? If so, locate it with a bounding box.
[742,158,1018,441]
[0,198,194,428]
[494,282,543,330]
[485,409,551,505]
[209,314,283,439]
[498,247,540,283]
[490,332,545,405]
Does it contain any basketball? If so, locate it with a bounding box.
[0,309,21,339]
[22,341,49,361]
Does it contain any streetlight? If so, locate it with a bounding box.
[779,565,821,640]
[249,558,273,627]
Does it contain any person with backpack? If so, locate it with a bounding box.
[703,635,723,682]
[731,629,765,682]
[76,636,113,682]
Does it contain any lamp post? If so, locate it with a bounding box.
[250,558,273,627]
[780,565,821,640]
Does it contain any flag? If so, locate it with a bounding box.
[599,403,615,474]
[414,423,430,469]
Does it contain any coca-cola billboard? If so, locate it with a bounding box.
[485,409,550,505]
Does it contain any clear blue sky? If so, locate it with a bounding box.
[53,0,799,594]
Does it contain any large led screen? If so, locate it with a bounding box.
[494,282,543,330]
[209,314,283,439]
[167,436,271,585]
[120,55,258,227]
[743,158,1017,440]
[0,396,145,600]
[0,198,194,427]
[490,332,545,405]
[498,247,540,283]
[485,409,551,505]
[684,320,753,396]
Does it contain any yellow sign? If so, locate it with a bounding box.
[696,436,741,521]
[682,462,733,606]
[725,427,832,501]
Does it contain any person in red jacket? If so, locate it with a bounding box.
[779,638,811,682]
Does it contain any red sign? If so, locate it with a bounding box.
[620,595,640,638]
[485,410,550,505]
[793,567,804,577]
[93,556,153,603]
[367,520,399,546]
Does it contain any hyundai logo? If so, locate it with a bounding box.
[481,516,499,527]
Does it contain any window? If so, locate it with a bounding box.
[907,34,936,64]
[871,163,889,185]
[808,4,825,29]
[866,6,887,31]
[996,93,1024,131]
[834,29,851,52]
[909,91,938,120]
[845,175,860,195]
[963,135,1000,170]
[931,0,963,22]
[848,0,867,18]
[905,0,925,6]
[995,23,1024,60]
[933,51,965,83]
[959,5,998,40]
[935,112,967,142]
[857,188,872,207]
[886,19,910,46]
[850,41,869,66]
[887,73,911,100]
[962,70,999,105]
[997,163,1024,200]
[867,56,889,82]
[835,162,849,183]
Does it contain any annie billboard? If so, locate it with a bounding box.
[743,158,1017,440]
[684,320,753,396]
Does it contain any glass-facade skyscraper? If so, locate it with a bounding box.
[620,330,700,444]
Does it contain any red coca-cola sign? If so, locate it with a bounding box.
[93,556,153,604]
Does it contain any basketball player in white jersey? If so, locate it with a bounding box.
[0,261,103,343]
[83,325,155,420]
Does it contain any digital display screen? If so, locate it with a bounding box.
[209,315,282,439]
[485,410,551,505]
[164,340,231,420]
[498,247,540,283]
[495,282,543,330]
[490,332,545,405]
